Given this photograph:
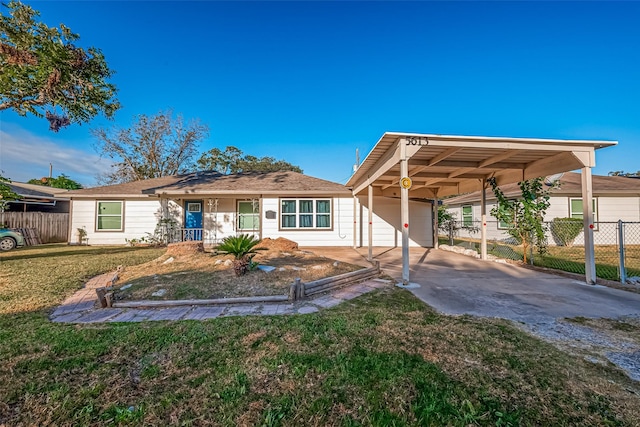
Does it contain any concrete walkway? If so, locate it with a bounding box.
[49,271,390,324]
[340,246,640,324]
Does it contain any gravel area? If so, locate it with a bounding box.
[522,315,640,381]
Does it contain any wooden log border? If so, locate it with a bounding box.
[108,262,381,309]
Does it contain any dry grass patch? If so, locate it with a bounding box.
[0,244,165,315]
[114,249,363,301]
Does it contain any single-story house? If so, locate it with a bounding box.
[444,172,640,245]
[67,131,618,285]
[65,170,434,247]
[5,182,70,213]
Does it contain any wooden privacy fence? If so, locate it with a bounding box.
[1,212,69,243]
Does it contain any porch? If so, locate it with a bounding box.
[165,227,259,246]
[162,197,261,246]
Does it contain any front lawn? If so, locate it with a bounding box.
[1,244,639,425]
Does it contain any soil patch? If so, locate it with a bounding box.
[114,244,363,301]
[166,241,204,256]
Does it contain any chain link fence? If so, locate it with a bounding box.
[439,220,640,283]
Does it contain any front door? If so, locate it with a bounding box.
[184,200,203,240]
[237,200,260,239]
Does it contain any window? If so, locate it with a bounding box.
[498,218,512,230]
[96,201,123,231]
[280,198,332,229]
[238,200,260,231]
[569,198,598,222]
[462,205,473,227]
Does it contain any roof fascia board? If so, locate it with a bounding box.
[69,194,157,199]
[352,141,402,195]
[71,191,350,199]
[384,132,617,148]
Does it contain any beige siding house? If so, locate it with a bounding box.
[66,171,434,247]
[444,172,640,245]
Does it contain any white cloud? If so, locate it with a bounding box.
[0,126,113,187]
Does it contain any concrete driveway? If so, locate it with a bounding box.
[306,246,640,323]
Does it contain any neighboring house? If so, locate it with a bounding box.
[5,182,70,213]
[444,172,640,244]
[66,171,434,247]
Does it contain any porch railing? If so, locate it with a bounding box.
[166,228,258,246]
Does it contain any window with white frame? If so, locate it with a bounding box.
[462,205,473,227]
[96,201,123,231]
[280,199,332,229]
[569,198,598,222]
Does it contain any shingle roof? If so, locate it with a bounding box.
[66,171,351,198]
[443,172,640,205]
[8,182,70,199]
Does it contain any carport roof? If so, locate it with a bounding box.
[347,132,617,198]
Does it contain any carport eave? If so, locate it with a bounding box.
[347,132,617,197]
[349,131,617,288]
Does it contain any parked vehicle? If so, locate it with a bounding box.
[0,228,25,251]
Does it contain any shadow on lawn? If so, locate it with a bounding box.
[0,246,157,262]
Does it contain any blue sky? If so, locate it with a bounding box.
[1,1,638,186]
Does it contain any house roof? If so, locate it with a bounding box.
[443,172,640,205]
[8,182,70,201]
[66,171,352,198]
[346,132,617,198]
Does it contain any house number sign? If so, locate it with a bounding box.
[405,136,429,146]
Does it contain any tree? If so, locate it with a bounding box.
[0,175,20,225]
[437,205,459,245]
[488,177,554,264]
[92,110,209,184]
[197,146,302,174]
[608,170,640,177]
[0,1,119,131]
[27,174,82,189]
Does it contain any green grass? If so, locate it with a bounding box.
[1,244,639,425]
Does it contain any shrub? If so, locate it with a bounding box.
[550,217,583,247]
[216,234,265,276]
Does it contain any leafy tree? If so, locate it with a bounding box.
[27,174,82,189]
[197,146,302,174]
[0,175,20,224]
[437,205,459,245]
[0,175,18,201]
[92,110,209,184]
[0,1,119,131]
[488,177,553,263]
[608,170,640,177]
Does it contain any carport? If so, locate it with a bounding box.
[346,132,617,285]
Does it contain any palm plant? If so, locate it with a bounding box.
[216,234,265,276]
